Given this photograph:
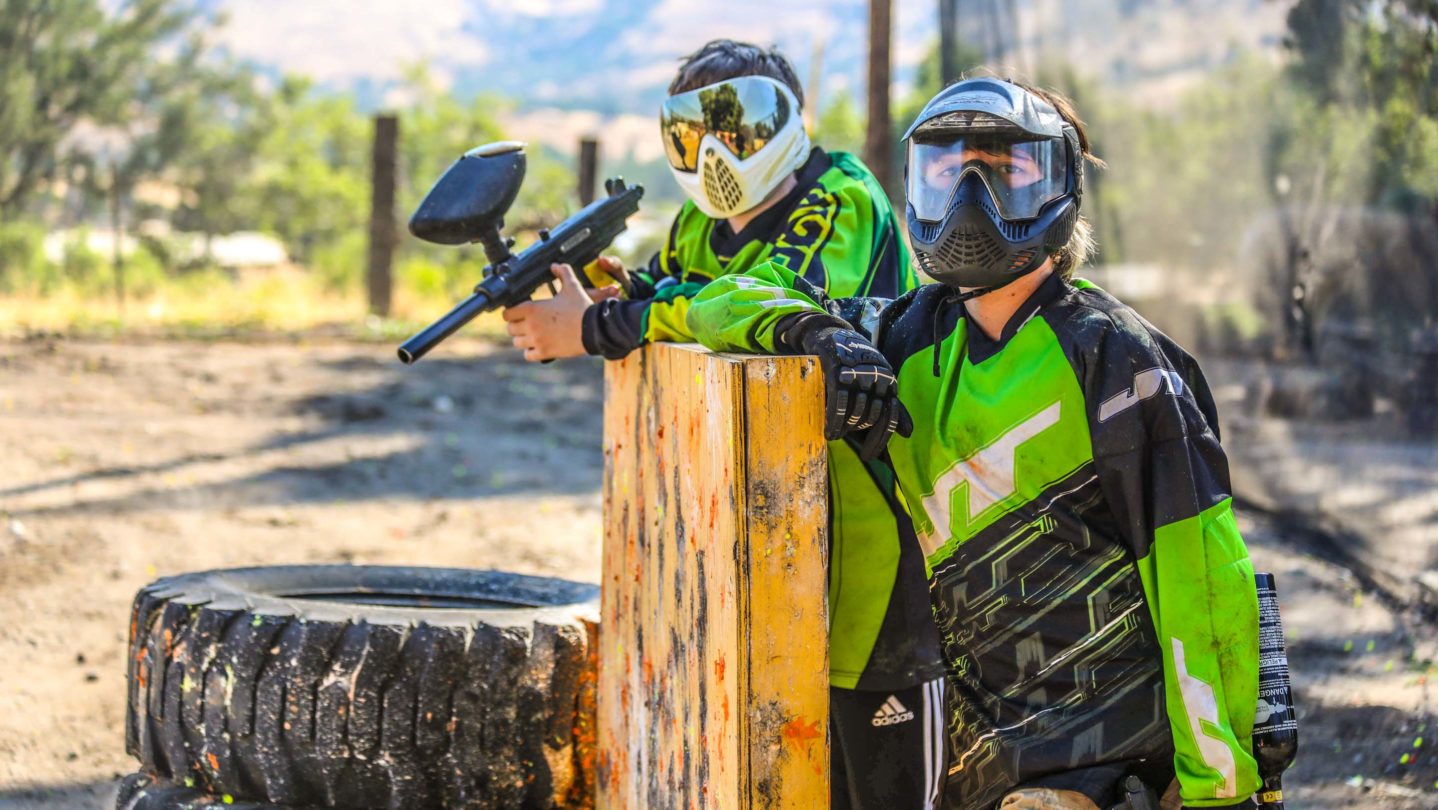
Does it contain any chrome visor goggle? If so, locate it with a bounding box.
[906,135,1069,221]
[660,76,797,172]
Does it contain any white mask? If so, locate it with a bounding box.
[660,76,811,220]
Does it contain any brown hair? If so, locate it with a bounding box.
[669,40,805,109]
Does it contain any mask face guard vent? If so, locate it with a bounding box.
[702,148,745,213]
[906,171,1077,289]
[667,120,810,220]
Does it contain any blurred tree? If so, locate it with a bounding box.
[1283,0,1352,103]
[1281,0,1438,210]
[0,0,212,217]
[1265,0,1438,354]
[896,36,983,126]
[813,89,865,155]
[165,62,273,252]
[241,77,371,266]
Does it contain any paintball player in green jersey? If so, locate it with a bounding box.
[502,39,949,809]
[686,77,1264,809]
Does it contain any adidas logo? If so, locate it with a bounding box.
[871,695,915,726]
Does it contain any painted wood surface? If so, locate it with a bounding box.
[597,343,829,809]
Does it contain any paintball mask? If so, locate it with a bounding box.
[661,76,810,219]
[903,78,1083,292]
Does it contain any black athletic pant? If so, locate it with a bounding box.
[831,677,947,809]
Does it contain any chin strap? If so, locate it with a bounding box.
[930,284,999,377]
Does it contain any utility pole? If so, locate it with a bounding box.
[578,137,599,205]
[939,0,960,86]
[367,114,399,318]
[865,0,894,195]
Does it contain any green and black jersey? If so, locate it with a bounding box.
[582,147,943,691]
[688,268,1262,807]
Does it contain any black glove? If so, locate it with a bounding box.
[780,314,913,461]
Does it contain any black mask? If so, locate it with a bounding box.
[907,169,1079,291]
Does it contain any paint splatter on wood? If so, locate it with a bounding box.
[599,344,829,808]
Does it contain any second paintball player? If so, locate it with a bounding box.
[686,78,1263,809]
[502,40,947,808]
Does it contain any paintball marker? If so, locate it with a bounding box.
[397,141,644,364]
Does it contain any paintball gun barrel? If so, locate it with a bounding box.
[397,141,644,364]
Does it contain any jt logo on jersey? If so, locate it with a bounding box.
[917,401,1062,556]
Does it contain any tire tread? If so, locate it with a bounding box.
[122,566,597,809]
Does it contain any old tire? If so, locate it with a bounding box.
[124,566,599,809]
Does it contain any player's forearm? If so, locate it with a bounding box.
[581,299,648,359]
[687,264,834,354]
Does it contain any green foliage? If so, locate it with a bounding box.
[123,243,168,297]
[813,90,864,156]
[0,220,46,292]
[165,63,275,240]
[1278,0,1438,210]
[243,81,371,264]
[398,256,456,301]
[311,229,367,294]
[1072,56,1284,268]
[897,37,984,128]
[0,0,212,216]
[60,232,104,289]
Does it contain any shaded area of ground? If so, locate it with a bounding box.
[0,340,1435,807]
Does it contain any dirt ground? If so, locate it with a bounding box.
[0,338,1435,808]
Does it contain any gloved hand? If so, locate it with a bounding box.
[794,323,914,461]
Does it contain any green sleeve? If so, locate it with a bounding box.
[1136,500,1260,806]
[686,262,831,354]
[639,281,709,343]
[1089,324,1260,806]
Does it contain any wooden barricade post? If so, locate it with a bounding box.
[366,113,398,317]
[598,343,830,808]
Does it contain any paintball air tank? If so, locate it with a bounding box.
[1252,572,1298,809]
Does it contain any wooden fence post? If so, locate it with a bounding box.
[579,137,599,206]
[598,343,830,809]
[367,113,398,317]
